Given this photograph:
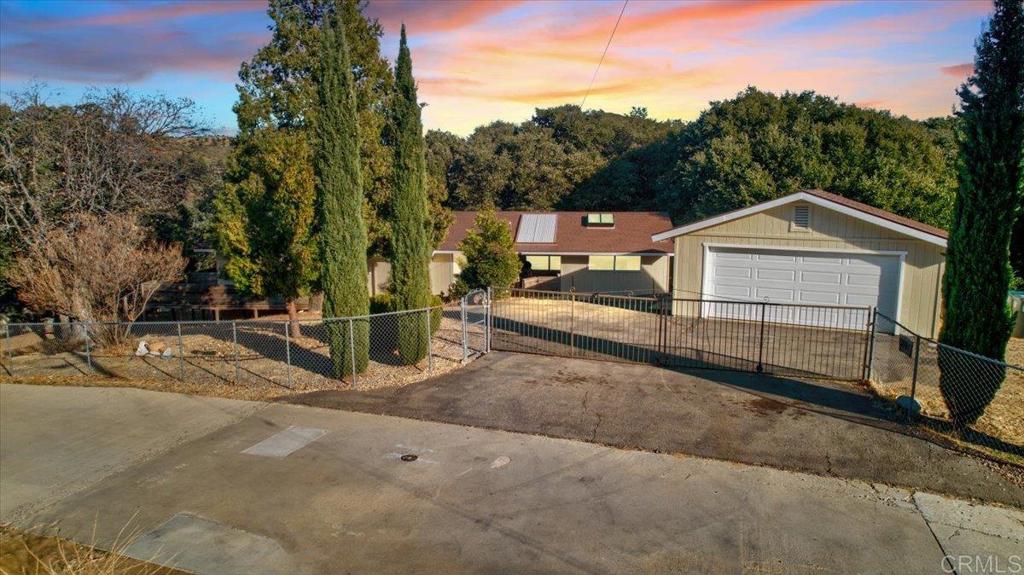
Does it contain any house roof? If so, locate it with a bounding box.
[438,211,675,255]
[651,189,948,248]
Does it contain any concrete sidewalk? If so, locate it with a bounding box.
[2,383,1022,574]
[0,383,262,521]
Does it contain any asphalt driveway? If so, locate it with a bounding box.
[289,352,1024,508]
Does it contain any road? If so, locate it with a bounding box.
[1,383,1021,574]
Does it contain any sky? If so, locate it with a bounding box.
[0,0,990,136]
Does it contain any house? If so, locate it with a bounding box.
[369,211,675,296]
[651,189,948,337]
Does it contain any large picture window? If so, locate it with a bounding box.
[588,255,642,271]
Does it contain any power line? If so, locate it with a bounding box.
[580,0,628,110]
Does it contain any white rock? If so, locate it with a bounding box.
[135,341,149,356]
[162,347,174,359]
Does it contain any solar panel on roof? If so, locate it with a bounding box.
[516,214,557,243]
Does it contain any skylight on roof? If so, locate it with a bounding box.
[516,214,557,243]
[586,213,614,227]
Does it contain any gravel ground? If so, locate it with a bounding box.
[0,308,485,398]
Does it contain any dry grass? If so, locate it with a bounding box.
[868,337,1024,464]
[0,524,185,575]
[0,373,291,402]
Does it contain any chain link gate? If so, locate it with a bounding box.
[459,288,491,361]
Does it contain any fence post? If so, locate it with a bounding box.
[461,296,468,362]
[176,322,185,379]
[656,294,669,364]
[910,334,921,399]
[348,319,356,388]
[862,308,876,382]
[570,289,576,357]
[83,322,92,371]
[486,287,492,353]
[756,301,767,373]
[284,321,293,388]
[232,320,240,382]
[3,322,10,370]
[425,308,433,372]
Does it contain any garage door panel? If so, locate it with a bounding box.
[757,269,796,281]
[714,285,751,298]
[846,273,881,287]
[757,254,797,263]
[798,290,842,305]
[706,247,900,326]
[800,271,842,284]
[755,287,795,301]
[845,293,879,306]
[802,255,844,265]
[715,266,752,278]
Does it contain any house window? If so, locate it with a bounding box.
[791,205,811,231]
[525,255,561,272]
[588,255,642,271]
[585,213,615,227]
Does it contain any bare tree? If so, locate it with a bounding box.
[0,85,208,245]
[7,212,186,344]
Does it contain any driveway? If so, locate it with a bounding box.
[3,383,1022,574]
[290,352,1024,508]
[490,297,869,379]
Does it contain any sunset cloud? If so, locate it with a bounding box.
[940,63,974,77]
[0,0,992,134]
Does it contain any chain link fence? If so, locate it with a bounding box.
[868,312,1024,460]
[1,301,490,393]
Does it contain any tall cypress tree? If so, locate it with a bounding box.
[315,10,369,377]
[389,25,433,364]
[939,0,1024,424]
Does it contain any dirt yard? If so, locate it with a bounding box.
[0,308,484,400]
[869,336,1024,455]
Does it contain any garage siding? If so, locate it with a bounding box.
[672,204,945,337]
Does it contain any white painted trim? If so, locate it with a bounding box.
[652,191,947,248]
[895,252,906,328]
[702,242,908,257]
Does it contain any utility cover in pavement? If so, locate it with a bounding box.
[242,426,327,458]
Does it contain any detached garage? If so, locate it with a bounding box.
[652,189,948,337]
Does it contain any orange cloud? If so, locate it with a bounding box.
[940,63,973,77]
[367,0,524,34]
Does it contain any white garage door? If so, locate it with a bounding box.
[703,247,900,328]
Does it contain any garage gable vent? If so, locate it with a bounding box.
[791,205,811,231]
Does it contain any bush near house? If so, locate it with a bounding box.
[451,207,522,298]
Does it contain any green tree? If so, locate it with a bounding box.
[453,207,521,295]
[654,88,958,229]
[314,9,369,377]
[939,0,1024,424]
[388,26,433,364]
[214,128,317,334]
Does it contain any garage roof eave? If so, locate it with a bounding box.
[650,192,948,248]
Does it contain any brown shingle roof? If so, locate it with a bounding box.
[802,189,948,239]
[438,211,674,254]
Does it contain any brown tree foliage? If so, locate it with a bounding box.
[7,213,185,343]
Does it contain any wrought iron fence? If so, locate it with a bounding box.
[0,300,490,392]
[489,288,870,380]
[868,312,1024,459]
